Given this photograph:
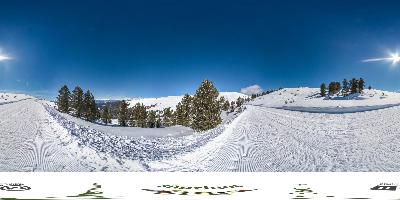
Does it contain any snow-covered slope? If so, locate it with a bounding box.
[0,92,33,104]
[3,88,400,172]
[0,96,144,171]
[250,88,400,113]
[127,92,247,110]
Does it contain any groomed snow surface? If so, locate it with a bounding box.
[2,88,400,171]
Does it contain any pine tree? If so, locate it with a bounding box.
[236,97,245,108]
[341,79,349,96]
[350,78,359,94]
[191,80,221,131]
[118,100,129,126]
[222,99,230,111]
[147,110,157,128]
[56,85,70,113]
[162,107,174,127]
[130,103,148,127]
[229,101,236,112]
[156,112,162,128]
[175,94,192,127]
[71,86,84,117]
[320,83,326,97]
[358,78,365,93]
[82,90,98,122]
[334,82,341,94]
[101,103,112,124]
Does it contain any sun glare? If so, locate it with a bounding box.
[0,54,12,61]
[389,51,400,65]
[362,50,400,68]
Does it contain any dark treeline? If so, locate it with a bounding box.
[250,89,278,99]
[56,80,251,131]
[56,85,99,122]
[320,78,367,97]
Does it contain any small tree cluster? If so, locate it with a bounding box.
[320,78,367,98]
[56,85,99,122]
[328,82,341,96]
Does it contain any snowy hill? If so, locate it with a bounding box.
[250,87,400,113]
[127,92,247,110]
[0,92,33,104]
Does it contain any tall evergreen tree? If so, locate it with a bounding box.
[101,103,112,124]
[229,101,236,112]
[70,86,84,117]
[358,78,365,93]
[175,94,192,127]
[156,112,162,128]
[56,85,70,113]
[82,90,97,122]
[130,103,147,127]
[320,83,326,97]
[341,79,349,96]
[350,78,359,94]
[147,110,157,128]
[162,107,174,127]
[191,80,221,131]
[236,97,245,108]
[222,99,230,111]
[118,100,129,126]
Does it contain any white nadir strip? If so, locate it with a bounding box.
[1,173,400,199]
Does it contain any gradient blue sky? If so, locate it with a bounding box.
[1,0,400,99]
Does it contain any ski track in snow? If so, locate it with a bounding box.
[3,91,400,171]
[151,105,400,172]
[0,99,143,171]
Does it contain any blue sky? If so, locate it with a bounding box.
[1,0,400,99]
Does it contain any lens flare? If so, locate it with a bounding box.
[0,54,12,61]
[362,50,400,67]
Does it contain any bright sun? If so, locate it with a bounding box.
[390,51,400,65]
[0,54,12,61]
[363,50,400,67]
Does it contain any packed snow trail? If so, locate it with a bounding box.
[152,104,400,171]
[0,99,143,171]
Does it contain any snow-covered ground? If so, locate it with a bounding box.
[251,88,400,113]
[2,88,400,171]
[0,92,33,104]
[127,92,247,110]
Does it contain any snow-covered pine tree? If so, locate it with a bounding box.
[56,85,70,113]
[230,101,236,112]
[118,100,129,126]
[236,97,245,108]
[320,83,326,97]
[191,80,221,131]
[222,99,230,111]
[341,79,349,96]
[156,112,162,128]
[175,94,192,127]
[71,86,84,117]
[101,103,112,124]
